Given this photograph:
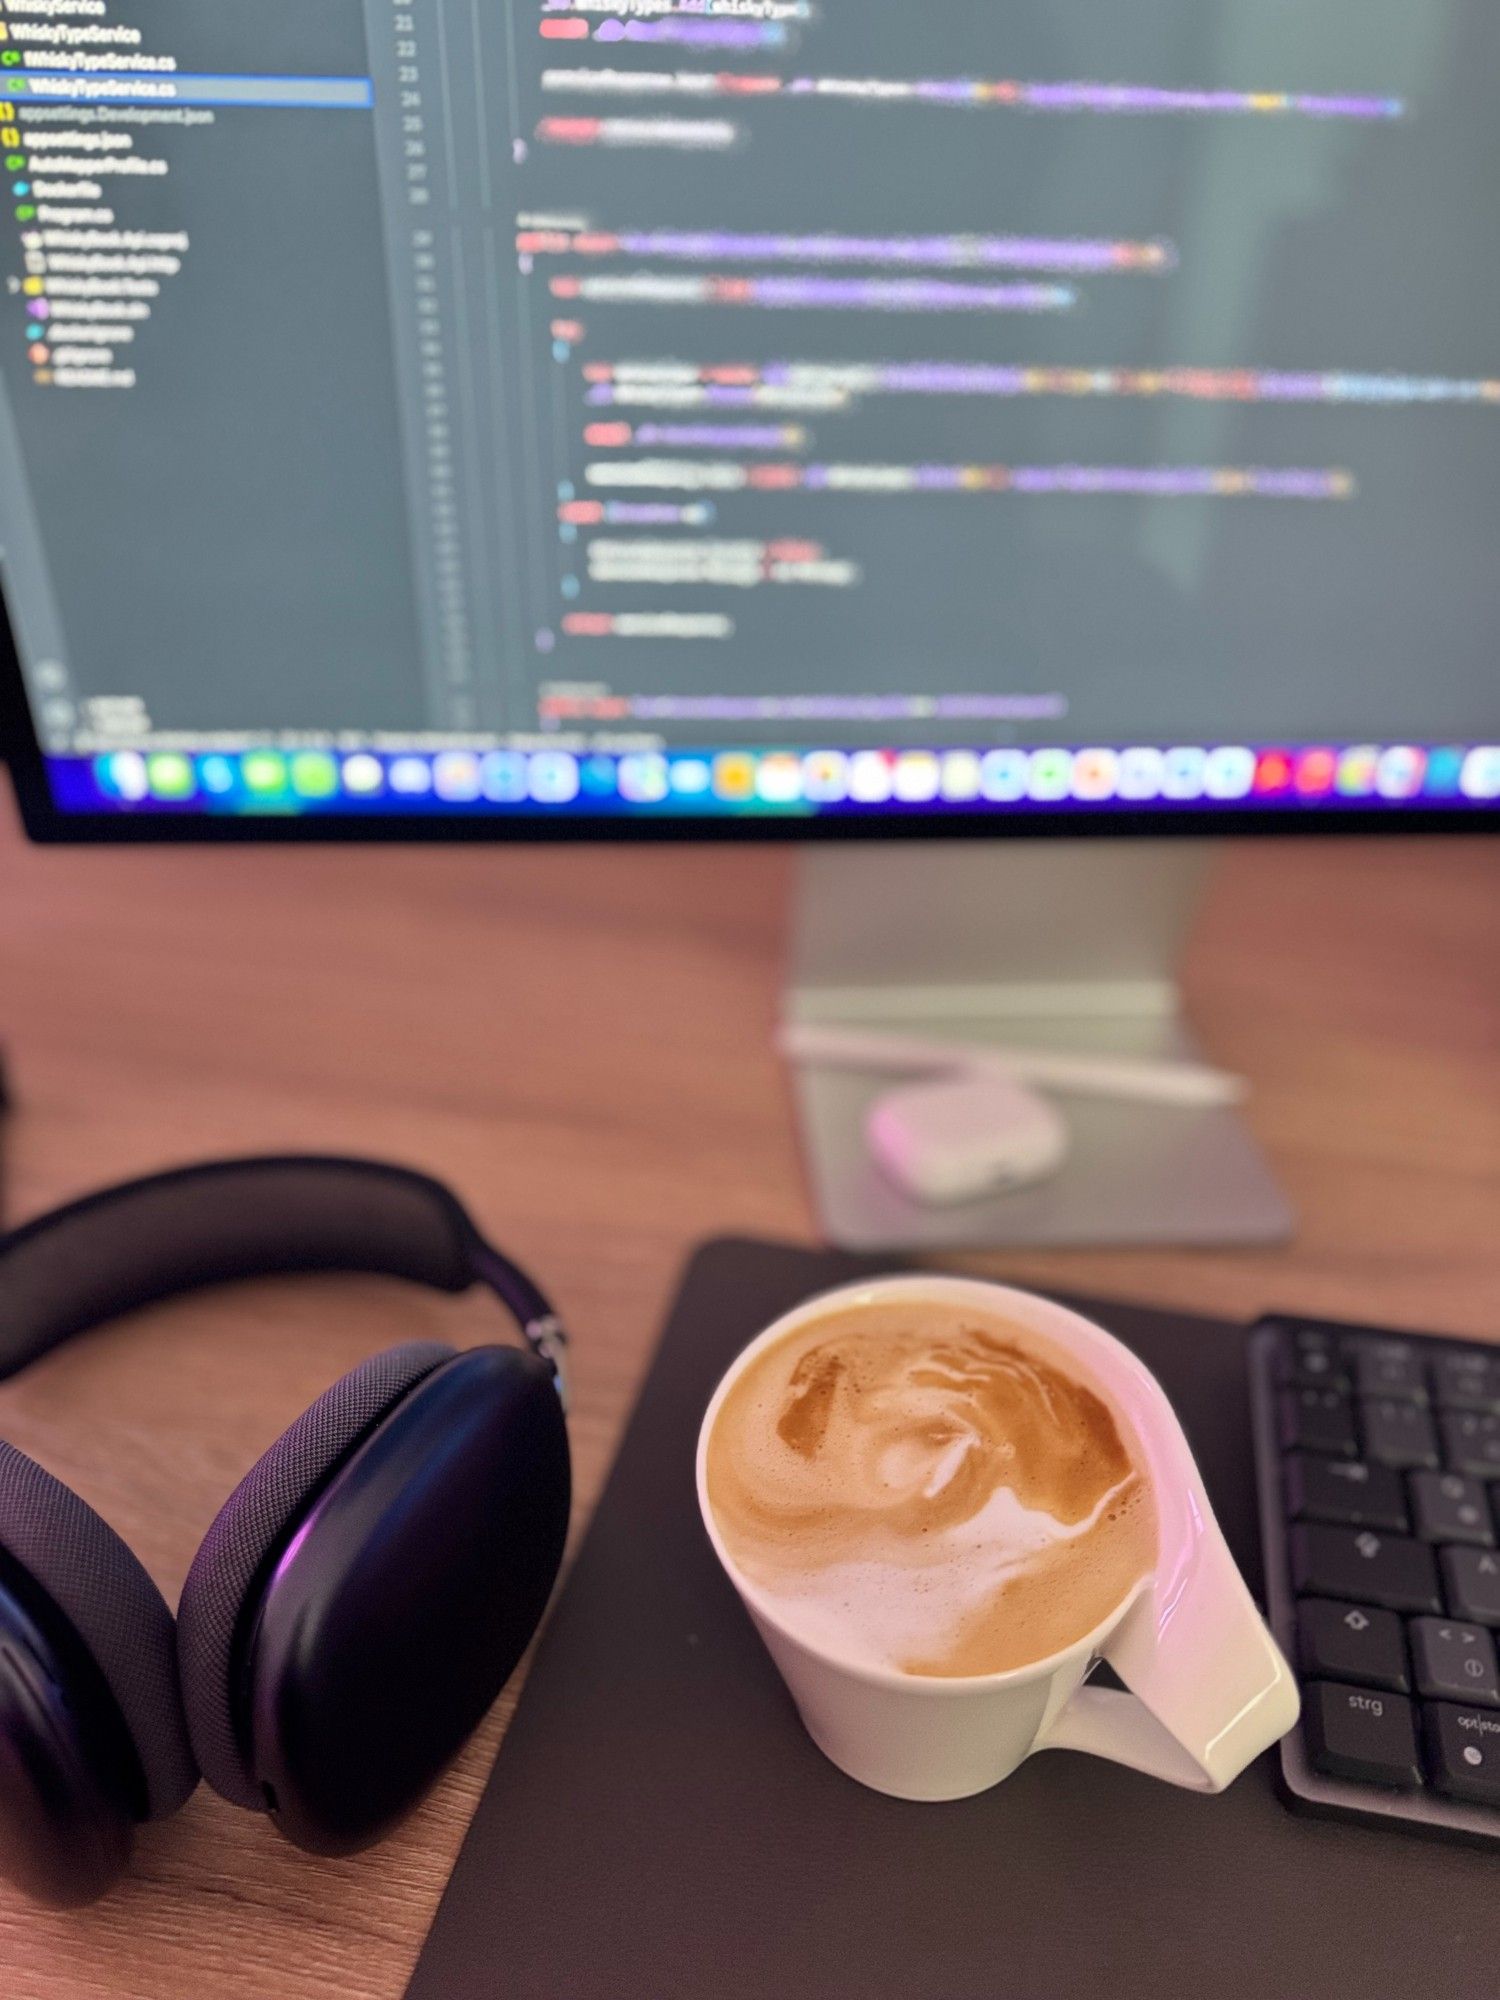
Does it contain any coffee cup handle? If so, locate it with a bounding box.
[1039,1512,1299,1792]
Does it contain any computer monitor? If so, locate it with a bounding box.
[0,0,1496,840]
[0,3,1493,1245]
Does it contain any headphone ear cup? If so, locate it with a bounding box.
[176,1341,454,1810]
[0,1441,197,1905]
[222,1345,568,1855]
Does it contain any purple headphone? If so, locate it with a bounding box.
[0,1155,571,1907]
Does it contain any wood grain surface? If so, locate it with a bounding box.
[0,816,1495,1999]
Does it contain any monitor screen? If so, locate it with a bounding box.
[0,0,1497,830]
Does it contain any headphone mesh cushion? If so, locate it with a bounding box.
[0,1440,198,1817]
[176,1342,452,1809]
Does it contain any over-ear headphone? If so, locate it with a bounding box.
[0,1155,572,1909]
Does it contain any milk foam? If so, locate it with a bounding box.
[706,1300,1156,1677]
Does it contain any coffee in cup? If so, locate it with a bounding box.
[698,1276,1298,1802]
[704,1295,1156,1678]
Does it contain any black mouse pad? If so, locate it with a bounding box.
[404,1240,1498,2000]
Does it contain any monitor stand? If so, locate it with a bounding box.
[782,838,1293,1251]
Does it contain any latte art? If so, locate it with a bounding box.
[706,1300,1155,1677]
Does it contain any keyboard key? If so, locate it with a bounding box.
[1285,1454,1408,1532]
[1274,1324,1352,1391]
[1351,1340,1428,1404]
[1279,1388,1357,1457]
[1442,1546,1500,1626]
[1303,1680,1421,1788]
[1440,1411,1500,1478]
[1410,1618,1500,1705]
[1361,1397,1440,1470]
[1409,1471,1495,1546]
[1433,1350,1500,1414]
[1425,1703,1500,1808]
[1297,1597,1409,1692]
[1290,1524,1442,1613]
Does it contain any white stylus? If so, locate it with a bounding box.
[778,1021,1247,1109]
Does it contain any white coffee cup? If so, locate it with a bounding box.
[696,1274,1298,1801]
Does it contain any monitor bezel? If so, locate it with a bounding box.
[0,593,1491,845]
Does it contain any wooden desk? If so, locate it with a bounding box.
[0,821,1495,1999]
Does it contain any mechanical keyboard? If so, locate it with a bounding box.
[1249,1313,1500,1841]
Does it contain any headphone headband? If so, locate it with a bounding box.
[0,1155,565,1387]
